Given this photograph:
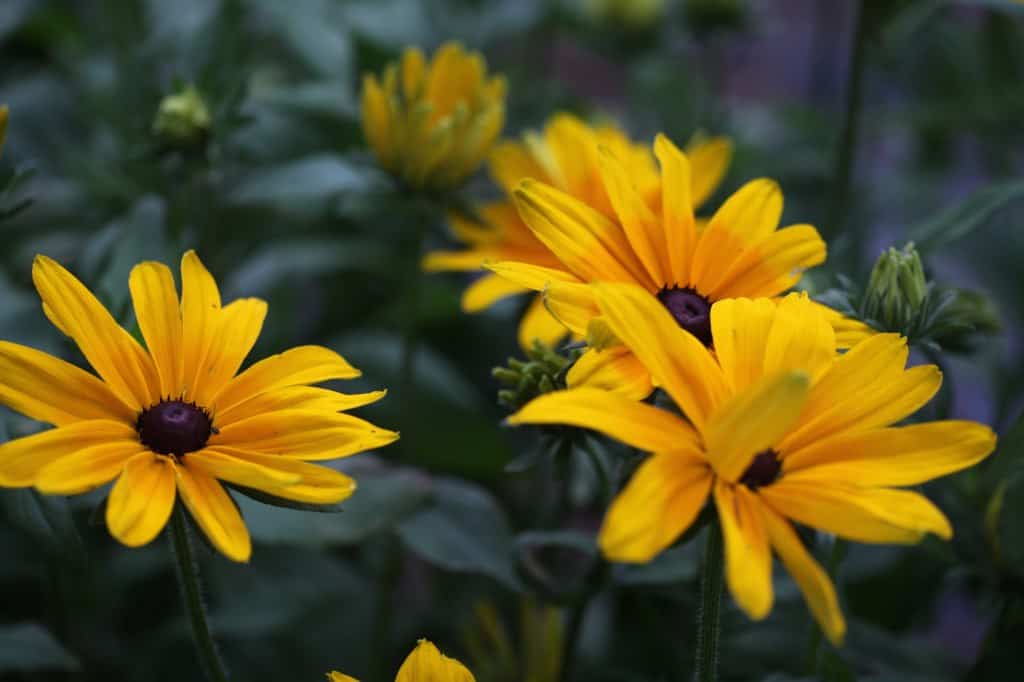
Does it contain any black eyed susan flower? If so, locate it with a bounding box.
[0,251,398,562]
[508,285,996,643]
[424,113,731,350]
[329,638,474,681]
[488,133,873,398]
[361,41,506,192]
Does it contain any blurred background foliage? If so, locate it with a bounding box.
[1,0,1023,680]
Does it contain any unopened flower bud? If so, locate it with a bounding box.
[152,85,212,148]
[863,243,928,333]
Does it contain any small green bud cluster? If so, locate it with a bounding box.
[493,341,582,411]
[152,84,212,149]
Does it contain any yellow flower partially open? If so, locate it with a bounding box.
[0,251,398,562]
[424,113,731,349]
[509,286,996,644]
[362,42,506,191]
[330,638,474,682]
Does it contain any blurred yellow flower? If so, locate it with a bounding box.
[509,286,996,644]
[0,251,398,562]
[424,113,731,350]
[362,42,507,191]
[488,133,868,397]
[330,638,474,681]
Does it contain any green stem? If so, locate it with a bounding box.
[825,0,870,244]
[694,524,724,682]
[169,505,230,682]
[370,535,402,682]
[804,537,848,674]
[559,597,588,682]
[399,208,430,400]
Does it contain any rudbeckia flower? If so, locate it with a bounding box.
[361,41,507,191]
[330,639,474,681]
[508,285,996,643]
[0,252,398,562]
[489,133,868,398]
[424,113,731,350]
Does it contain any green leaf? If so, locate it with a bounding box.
[0,488,86,565]
[397,478,523,591]
[612,543,699,586]
[238,464,430,548]
[227,154,376,206]
[909,178,1024,253]
[0,623,80,672]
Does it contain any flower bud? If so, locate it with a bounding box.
[152,85,212,148]
[863,243,928,333]
[361,42,506,192]
[493,341,581,411]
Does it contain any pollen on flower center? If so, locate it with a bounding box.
[740,449,782,489]
[137,399,213,457]
[656,287,712,346]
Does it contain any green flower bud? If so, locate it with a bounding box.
[863,243,928,333]
[152,85,212,148]
[494,340,582,411]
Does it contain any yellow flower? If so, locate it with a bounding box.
[330,638,474,682]
[489,133,864,397]
[0,251,398,562]
[362,42,507,191]
[424,113,732,350]
[508,285,996,644]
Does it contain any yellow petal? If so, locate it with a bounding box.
[760,480,952,544]
[489,138,550,192]
[761,504,845,645]
[543,280,601,337]
[781,364,941,454]
[184,448,301,490]
[216,386,387,427]
[508,387,702,455]
[0,340,135,425]
[0,420,138,487]
[212,345,359,415]
[654,134,698,286]
[513,180,653,287]
[35,441,145,495]
[395,639,475,682]
[129,261,184,397]
[422,249,493,273]
[361,74,392,164]
[32,255,159,410]
[599,454,712,563]
[401,46,426,102]
[327,673,359,682]
[212,409,399,460]
[812,301,874,350]
[686,136,732,209]
[175,462,251,562]
[705,370,810,482]
[462,273,528,312]
[204,446,357,504]
[688,218,754,295]
[706,178,782,243]
[762,293,835,383]
[709,297,777,393]
[714,481,773,620]
[106,453,176,547]
[592,282,728,434]
[597,146,667,285]
[484,260,581,292]
[191,298,267,407]
[566,346,653,400]
[782,420,997,486]
[180,250,223,399]
[517,295,570,350]
[709,224,826,300]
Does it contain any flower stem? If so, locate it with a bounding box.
[825,1,870,244]
[169,505,230,682]
[560,596,588,682]
[399,206,430,398]
[694,523,724,682]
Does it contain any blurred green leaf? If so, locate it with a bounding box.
[612,542,699,586]
[0,488,86,565]
[909,178,1024,253]
[239,463,431,548]
[0,623,80,672]
[398,478,523,591]
[227,153,377,207]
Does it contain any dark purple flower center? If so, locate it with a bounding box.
[656,287,712,346]
[137,400,213,457]
[739,449,781,489]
